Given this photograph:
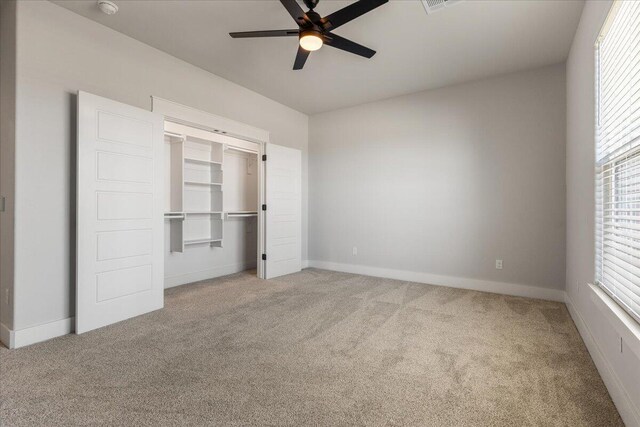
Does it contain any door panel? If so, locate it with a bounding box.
[76,91,164,334]
[265,143,301,279]
[96,152,153,183]
[96,229,153,261]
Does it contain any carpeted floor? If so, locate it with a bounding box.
[0,268,623,426]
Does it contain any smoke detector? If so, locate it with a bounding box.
[421,0,463,14]
[97,0,118,15]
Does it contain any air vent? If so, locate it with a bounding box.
[421,0,463,14]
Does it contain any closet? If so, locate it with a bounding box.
[163,121,260,287]
[76,92,301,334]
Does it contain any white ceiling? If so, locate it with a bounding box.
[52,0,584,114]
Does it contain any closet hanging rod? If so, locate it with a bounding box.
[225,212,258,218]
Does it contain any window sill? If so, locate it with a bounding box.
[589,283,640,360]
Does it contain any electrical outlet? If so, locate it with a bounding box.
[4,288,9,306]
[495,259,503,270]
[352,246,357,256]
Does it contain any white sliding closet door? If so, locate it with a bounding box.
[76,91,164,334]
[265,143,301,279]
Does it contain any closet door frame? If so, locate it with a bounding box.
[151,97,268,279]
[257,145,266,279]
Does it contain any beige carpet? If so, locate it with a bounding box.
[0,268,622,426]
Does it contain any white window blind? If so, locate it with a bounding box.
[595,0,640,324]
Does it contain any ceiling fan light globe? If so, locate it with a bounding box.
[300,34,323,51]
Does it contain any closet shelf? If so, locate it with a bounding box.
[184,238,222,246]
[184,180,223,186]
[225,145,258,155]
[165,211,224,216]
[184,211,223,215]
[164,131,185,141]
[164,212,185,220]
[184,157,222,166]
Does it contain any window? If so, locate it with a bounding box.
[595,0,640,324]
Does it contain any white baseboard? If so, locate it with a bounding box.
[2,317,75,349]
[565,293,640,427]
[307,260,565,302]
[302,260,309,269]
[1,322,13,348]
[164,261,257,288]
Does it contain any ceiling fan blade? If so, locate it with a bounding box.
[321,0,388,31]
[323,33,376,58]
[229,29,299,38]
[293,45,310,70]
[280,0,309,26]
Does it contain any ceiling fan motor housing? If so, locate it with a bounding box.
[305,10,322,26]
[303,0,320,10]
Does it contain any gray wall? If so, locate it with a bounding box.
[12,0,308,331]
[0,0,16,331]
[309,64,566,292]
[565,0,640,422]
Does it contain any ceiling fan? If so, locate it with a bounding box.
[229,0,388,70]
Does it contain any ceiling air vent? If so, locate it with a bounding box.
[421,0,463,14]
